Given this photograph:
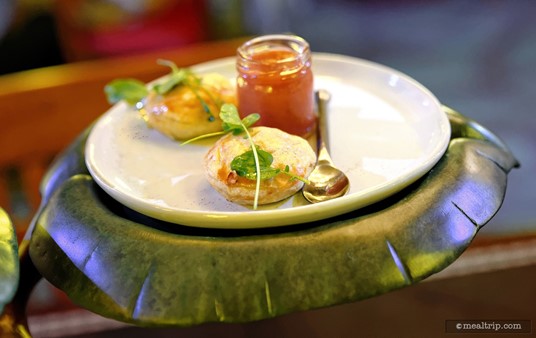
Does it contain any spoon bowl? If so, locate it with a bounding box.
[303,90,350,203]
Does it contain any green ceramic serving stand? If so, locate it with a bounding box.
[24,107,518,327]
[0,208,28,337]
[0,208,18,315]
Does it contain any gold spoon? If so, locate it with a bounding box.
[303,89,350,203]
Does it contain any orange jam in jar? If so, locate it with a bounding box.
[236,35,315,137]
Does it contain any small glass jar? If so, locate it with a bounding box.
[236,34,315,137]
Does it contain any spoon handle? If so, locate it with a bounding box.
[315,90,333,164]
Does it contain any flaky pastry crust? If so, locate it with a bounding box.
[144,73,236,140]
[204,127,316,205]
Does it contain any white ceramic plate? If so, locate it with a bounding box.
[85,53,450,229]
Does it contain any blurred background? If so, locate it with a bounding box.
[1,0,535,337]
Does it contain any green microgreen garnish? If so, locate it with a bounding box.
[181,103,260,145]
[189,103,263,209]
[184,103,309,209]
[231,149,310,184]
[104,59,217,120]
[220,104,260,134]
[104,79,148,105]
[152,59,192,95]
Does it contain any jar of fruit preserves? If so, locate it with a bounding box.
[236,35,315,137]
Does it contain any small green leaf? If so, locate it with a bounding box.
[152,59,191,95]
[104,79,148,105]
[241,113,261,128]
[220,104,245,134]
[152,68,190,95]
[231,149,280,181]
[220,104,241,124]
[219,104,260,135]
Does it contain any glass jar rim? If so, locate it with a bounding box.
[237,34,311,64]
